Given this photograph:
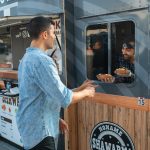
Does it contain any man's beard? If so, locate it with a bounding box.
[123,55,130,60]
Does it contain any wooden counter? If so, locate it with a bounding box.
[0,64,12,68]
[0,70,18,80]
[67,93,150,150]
[86,93,149,111]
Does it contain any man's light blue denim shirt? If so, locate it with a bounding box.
[16,47,73,149]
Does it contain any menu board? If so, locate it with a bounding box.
[0,95,23,147]
[11,24,31,70]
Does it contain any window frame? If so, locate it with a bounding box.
[85,19,136,84]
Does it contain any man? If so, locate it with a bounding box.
[87,35,108,79]
[97,38,135,83]
[16,16,96,150]
[92,35,108,76]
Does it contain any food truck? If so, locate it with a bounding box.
[66,0,150,150]
[0,0,150,150]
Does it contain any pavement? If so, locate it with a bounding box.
[0,140,21,150]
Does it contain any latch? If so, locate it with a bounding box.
[137,97,145,106]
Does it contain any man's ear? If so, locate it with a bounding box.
[41,31,48,39]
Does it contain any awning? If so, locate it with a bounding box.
[0,0,63,17]
[0,15,60,28]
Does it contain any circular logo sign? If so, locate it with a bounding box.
[90,121,135,150]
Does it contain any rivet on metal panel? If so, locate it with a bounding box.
[148,3,150,12]
[137,97,145,106]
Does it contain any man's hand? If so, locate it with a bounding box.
[71,80,98,104]
[74,80,97,92]
[82,86,96,98]
[59,119,69,134]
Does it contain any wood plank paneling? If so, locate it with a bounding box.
[112,106,119,123]
[85,101,95,150]
[126,109,135,144]
[68,93,150,150]
[141,111,148,150]
[103,104,109,120]
[148,112,150,150]
[94,103,103,125]
[77,101,86,150]
[68,104,78,150]
[64,109,69,150]
[134,110,142,150]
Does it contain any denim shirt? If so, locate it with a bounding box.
[16,47,73,149]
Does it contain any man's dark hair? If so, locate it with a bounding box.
[27,16,54,39]
[122,36,135,49]
[90,34,103,48]
[123,36,134,43]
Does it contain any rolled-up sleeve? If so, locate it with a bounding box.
[34,56,73,108]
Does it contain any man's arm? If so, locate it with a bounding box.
[34,56,96,108]
[71,86,95,104]
[72,80,95,92]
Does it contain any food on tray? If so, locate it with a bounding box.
[96,74,114,82]
[115,67,130,75]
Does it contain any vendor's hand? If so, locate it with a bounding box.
[59,119,69,134]
[97,74,115,83]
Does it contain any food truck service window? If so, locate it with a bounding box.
[0,27,12,67]
[86,21,135,84]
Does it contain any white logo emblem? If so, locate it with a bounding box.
[90,121,135,150]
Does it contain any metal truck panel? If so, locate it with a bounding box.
[0,0,63,17]
[74,0,148,18]
[73,9,149,98]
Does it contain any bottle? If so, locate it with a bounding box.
[6,82,11,92]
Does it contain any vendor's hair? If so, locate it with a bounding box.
[27,16,54,40]
[123,36,135,44]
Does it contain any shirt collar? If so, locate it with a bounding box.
[26,47,46,54]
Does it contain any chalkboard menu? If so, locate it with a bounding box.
[10,24,31,70]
